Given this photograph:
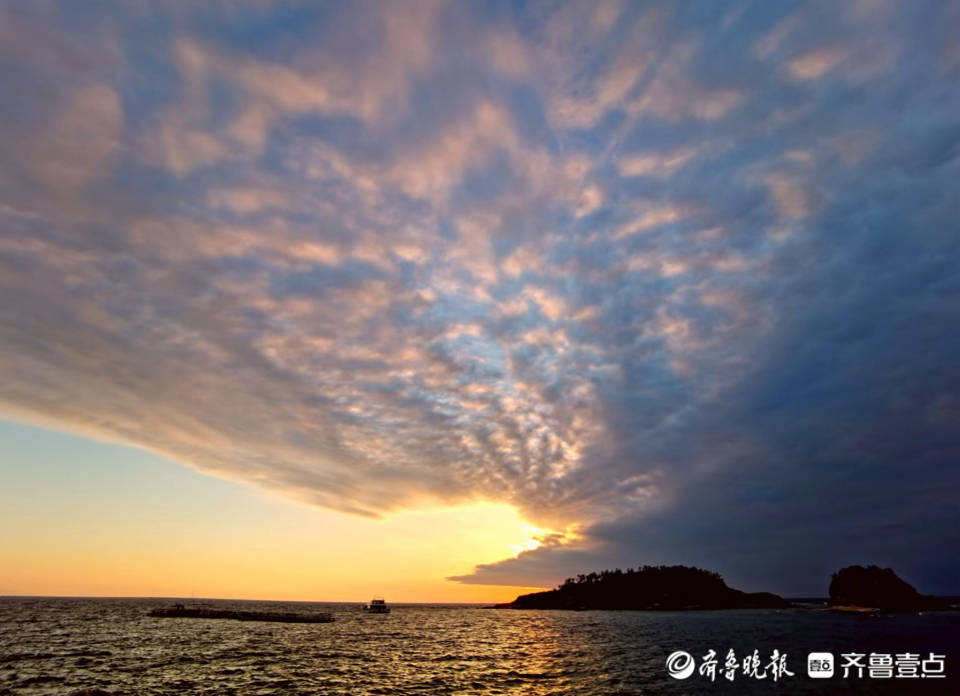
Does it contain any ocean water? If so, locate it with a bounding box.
[1,597,958,695]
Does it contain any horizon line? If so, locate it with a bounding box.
[0,593,496,604]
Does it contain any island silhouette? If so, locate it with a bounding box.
[493,564,951,612]
[828,565,949,611]
[494,565,790,610]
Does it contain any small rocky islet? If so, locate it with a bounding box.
[827,564,949,612]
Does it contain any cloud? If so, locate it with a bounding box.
[787,45,849,80]
[627,38,744,122]
[616,145,700,179]
[0,1,958,592]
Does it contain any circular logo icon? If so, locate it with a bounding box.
[666,650,695,679]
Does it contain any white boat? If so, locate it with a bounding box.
[363,597,390,613]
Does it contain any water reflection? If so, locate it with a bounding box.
[1,598,957,694]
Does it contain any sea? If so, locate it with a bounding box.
[1,597,958,695]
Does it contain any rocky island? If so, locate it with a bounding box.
[495,565,791,611]
[828,565,949,612]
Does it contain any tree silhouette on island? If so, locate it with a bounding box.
[494,564,951,611]
[496,565,791,610]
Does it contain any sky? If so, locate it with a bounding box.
[0,0,958,601]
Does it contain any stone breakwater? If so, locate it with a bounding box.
[148,604,335,623]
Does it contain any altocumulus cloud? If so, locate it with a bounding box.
[0,1,958,594]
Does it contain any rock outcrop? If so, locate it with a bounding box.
[828,565,948,611]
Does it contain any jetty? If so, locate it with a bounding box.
[148,603,334,623]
